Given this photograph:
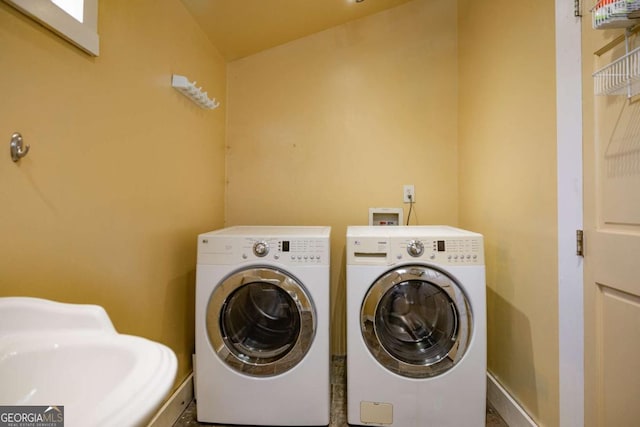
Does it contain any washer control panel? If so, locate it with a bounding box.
[393,236,484,265]
[347,226,484,266]
[198,236,329,265]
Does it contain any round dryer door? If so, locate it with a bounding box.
[361,265,472,378]
[206,267,316,377]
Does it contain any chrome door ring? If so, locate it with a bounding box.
[361,264,472,378]
[207,266,316,377]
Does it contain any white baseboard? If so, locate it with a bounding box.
[487,372,538,427]
[147,373,194,427]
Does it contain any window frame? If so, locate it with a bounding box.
[4,0,99,56]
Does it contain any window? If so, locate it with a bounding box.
[4,0,99,56]
[51,0,83,23]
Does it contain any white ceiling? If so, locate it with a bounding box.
[181,0,416,61]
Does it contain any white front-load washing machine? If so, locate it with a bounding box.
[346,226,486,427]
[195,226,331,426]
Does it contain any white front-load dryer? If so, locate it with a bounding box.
[195,226,331,426]
[346,226,486,427]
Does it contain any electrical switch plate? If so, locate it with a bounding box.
[403,185,415,203]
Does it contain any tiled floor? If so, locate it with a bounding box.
[174,357,508,427]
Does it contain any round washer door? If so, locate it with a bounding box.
[361,264,472,378]
[206,267,316,377]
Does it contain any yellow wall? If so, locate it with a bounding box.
[0,0,226,386]
[458,1,558,426]
[225,0,459,354]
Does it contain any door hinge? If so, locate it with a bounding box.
[575,0,582,17]
[576,229,584,256]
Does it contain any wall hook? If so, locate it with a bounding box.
[10,132,30,162]
[172,74,220,110]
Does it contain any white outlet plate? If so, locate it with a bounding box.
[403,185,415,203]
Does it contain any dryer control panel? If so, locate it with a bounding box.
[198,235,330,266]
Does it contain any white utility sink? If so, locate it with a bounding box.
[0,297,177,427]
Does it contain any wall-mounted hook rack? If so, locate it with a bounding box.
[172,74,220,110]
[10,132,30,162]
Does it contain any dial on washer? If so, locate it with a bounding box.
[407,240,424,257]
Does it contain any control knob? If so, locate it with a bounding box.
[407,240,424,257]
[253,241,269,257]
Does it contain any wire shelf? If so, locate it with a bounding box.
[593,45,640,96]
[592,0,640,29]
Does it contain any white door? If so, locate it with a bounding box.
[582,18,640,427]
